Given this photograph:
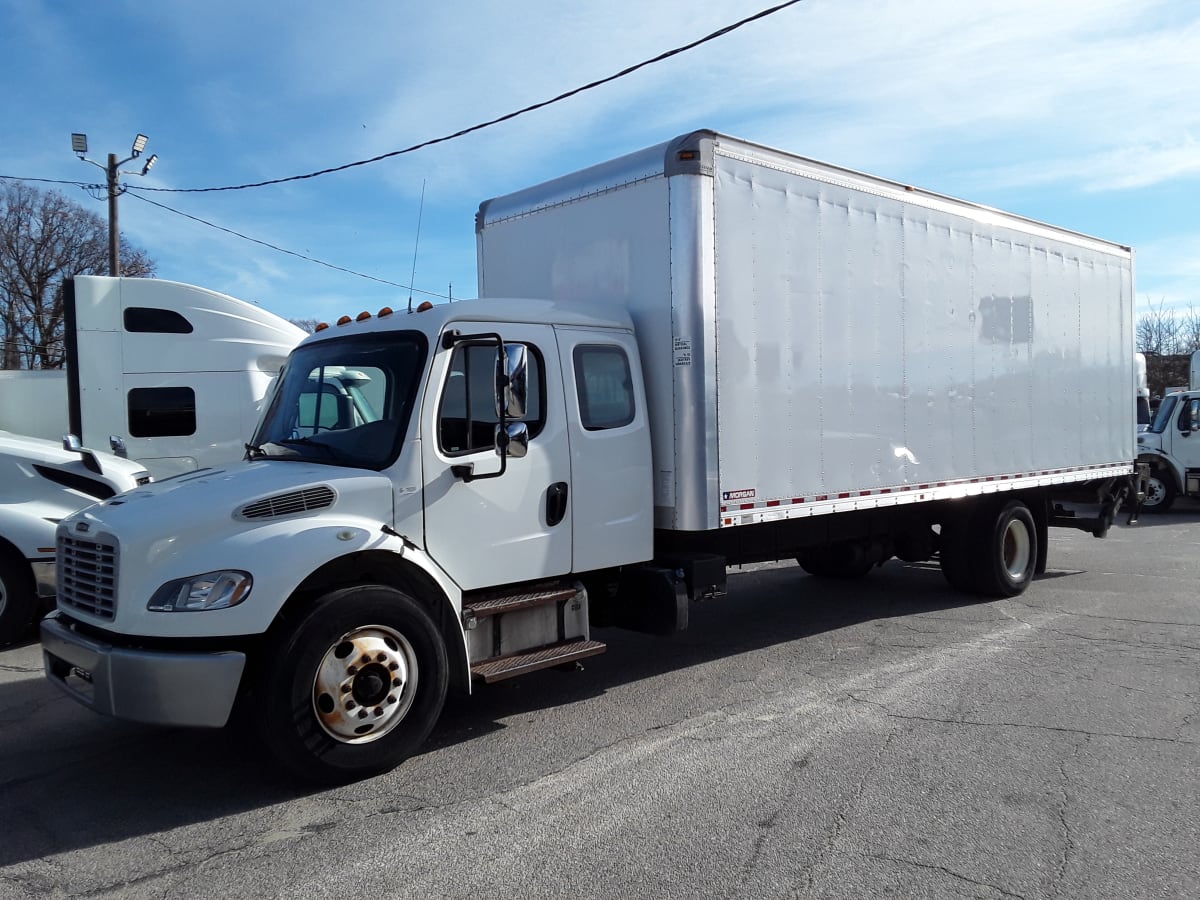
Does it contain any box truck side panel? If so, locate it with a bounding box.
[709,144,1133,521]
[477,173,691,528]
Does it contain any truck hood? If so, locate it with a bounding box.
[71,460,392,541]
[0,429,150,495]
[57,460,400,636]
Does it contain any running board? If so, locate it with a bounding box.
[470,639,606,684]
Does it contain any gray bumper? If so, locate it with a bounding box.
[40,612,246,728]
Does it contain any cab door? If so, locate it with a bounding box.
[422,323,573,590]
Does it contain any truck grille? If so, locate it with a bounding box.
[58,535,118,620]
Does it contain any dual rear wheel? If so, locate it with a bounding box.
[940,498,1037,597]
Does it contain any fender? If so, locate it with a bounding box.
[283,538,473,695]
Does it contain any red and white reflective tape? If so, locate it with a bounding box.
[717,463,1133,526]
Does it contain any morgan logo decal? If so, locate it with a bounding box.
[722,489,756,501]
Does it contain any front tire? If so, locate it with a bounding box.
[0,551,37,646]
[1141,471,1176,513]
[256,584,448,784]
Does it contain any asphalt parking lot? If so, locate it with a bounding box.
[1,502,1197,899]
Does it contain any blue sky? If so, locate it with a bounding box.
[2,0,1197,325]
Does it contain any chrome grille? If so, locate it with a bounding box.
[239,485,336,520]
[58,535,118,620]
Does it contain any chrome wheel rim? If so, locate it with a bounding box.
[1002,518,1032,581]
[1144,478,1165,508]
[311,624,418,744]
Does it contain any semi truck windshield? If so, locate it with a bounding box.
[250,332,427,470]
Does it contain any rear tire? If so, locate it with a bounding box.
[940,499,1037,598]
[938,509,977,593]
[256,584,448,784]
[0,552,38,646]
[969,499,1037,597]
[797,542,874,579]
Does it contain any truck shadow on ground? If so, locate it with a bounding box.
[0,559,1060,868]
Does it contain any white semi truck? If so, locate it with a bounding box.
[42,131,1139,782]
[0,276,304,642]
[0,276,305,478]
[0,434,149,644]
[1138,349,1200,510]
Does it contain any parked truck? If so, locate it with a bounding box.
[0,276,305,478]
[0,433,149,644]
[1138,349,1200,510]
[0,276,304,642]
[41,131,1139,782]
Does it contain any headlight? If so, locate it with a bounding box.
[148,571,253,612]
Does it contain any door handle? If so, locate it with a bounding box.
[547,482,569,527]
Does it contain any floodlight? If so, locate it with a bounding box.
[141,154,158,175]
[71,133,88,154]
[131,133,148,156]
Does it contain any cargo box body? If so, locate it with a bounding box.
[477,130,1135,532]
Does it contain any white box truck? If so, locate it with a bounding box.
[41,131,1139,782]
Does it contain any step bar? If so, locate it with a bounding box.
[470,639,606,684]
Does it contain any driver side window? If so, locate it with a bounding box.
[438,342,545,455]
[1180,399,1200,434]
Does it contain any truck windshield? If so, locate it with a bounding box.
[1147,395,1177,434]
[250,331,427,469]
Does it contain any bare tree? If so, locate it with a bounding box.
[1135,296,1182,357]
[1178,305,1200,355]
[288,318,322,334]
[0,182,154,369]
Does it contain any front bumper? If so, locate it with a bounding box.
[40,611,246,728]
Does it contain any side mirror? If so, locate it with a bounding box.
[62,434,83,453]
[495,422,529,460]
[495,343,528,420]
[109,435,128,457]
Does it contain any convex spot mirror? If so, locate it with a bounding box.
[494,422,529,460]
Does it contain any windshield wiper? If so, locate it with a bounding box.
[244,442,268,461]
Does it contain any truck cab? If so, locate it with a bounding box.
[42,299,651,781]
[1137,390,1200,511]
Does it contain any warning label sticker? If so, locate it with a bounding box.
[673,337,692,368]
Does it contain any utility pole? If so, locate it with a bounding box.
[72,133,158,276]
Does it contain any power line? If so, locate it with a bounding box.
[129,0,807,194]
[0,177,94,190]
[124,192,449,299]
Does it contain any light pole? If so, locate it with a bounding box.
[71,133,159,276]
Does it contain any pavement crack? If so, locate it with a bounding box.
[864,852,1029,899]
[843,696,1196,746]
[740,755,811,884]
[1049,736,1088,898]
[795,726,900,894]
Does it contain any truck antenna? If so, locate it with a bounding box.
[407,179,426,314]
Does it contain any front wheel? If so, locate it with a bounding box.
[0,552,38,646]
[256,585,448,784]
[1141,471,1176,513]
